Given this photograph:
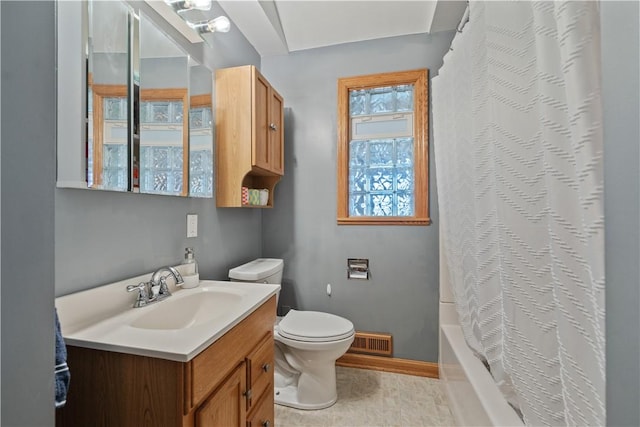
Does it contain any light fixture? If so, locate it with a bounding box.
[189,16,231,34]
[166,0,211,12]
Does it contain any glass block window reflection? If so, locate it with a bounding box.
[102,144,128,191]
[140,146,183,195]
[348,84,415,217]
[190,107,212,130]
[138,100,186,195]
[189,149,213,197]
[100,95,128,191]
[189,106,213,198]
[141,101,184,124]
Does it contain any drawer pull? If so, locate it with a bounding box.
[262,363,271,373]
[262,421,270,427]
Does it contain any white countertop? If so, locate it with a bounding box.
[56,273,279,362]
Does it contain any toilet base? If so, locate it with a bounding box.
[275,384,337,410]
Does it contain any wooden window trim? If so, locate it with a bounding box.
[92,84,127,187]
[337,69,431,226]
[190,94,212,109]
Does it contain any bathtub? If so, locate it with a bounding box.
[439,310,524,426]
[439,243,524,426]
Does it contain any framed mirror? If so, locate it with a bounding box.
[188,63,213,198]
[138,11,189,196]
[87,0,131,191]
[56,0,214,198]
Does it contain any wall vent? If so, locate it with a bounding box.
[348,332,393,357]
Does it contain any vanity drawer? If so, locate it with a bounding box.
[247,387,274,427]
[246,333,274,411]
[189,296,276,411]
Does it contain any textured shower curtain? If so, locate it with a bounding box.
[433,2,605,426]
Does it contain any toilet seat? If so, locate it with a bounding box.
[278,310,355,342]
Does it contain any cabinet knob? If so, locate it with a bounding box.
[269,123,277,131]
[243,389,252,400]
[262,420,270,427]
[262,363,271,372]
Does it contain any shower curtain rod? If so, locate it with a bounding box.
[450,1,470,52]
[457,2,470,33]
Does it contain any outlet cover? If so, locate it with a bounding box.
[186,214,198,238]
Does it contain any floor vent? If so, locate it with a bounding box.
[348,332,393,357]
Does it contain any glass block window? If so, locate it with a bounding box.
[350,85,414,116]
[337,70,430,225]
[348,85,415,217]
[348,137,414,216]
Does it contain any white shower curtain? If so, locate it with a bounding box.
[433,2,605,426]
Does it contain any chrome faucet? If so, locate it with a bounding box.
[126,266,185,308]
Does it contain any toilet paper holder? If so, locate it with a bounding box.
[347,258,369,280]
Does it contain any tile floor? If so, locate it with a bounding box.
[275,366,456,426]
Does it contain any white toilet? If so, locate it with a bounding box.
[229,258,355,410]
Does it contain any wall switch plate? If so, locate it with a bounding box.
[186,214,198,238]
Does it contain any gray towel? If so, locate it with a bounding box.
[55,309,70,408]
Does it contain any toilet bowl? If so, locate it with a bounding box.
[229,259,355,410]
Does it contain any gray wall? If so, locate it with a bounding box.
[1,2,56,425]
[602,2,640,426]
[261,32,455,362]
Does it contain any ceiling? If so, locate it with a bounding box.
[216,0,468,57]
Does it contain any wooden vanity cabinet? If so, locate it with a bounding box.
[56,296,276,427]
[215,65,284,208]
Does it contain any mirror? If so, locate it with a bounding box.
[138,11,189,196]
[188,64,213,198]
[87,0,130,191]
[56,0,214,198]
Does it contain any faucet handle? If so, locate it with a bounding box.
[126,282,150,308]
[157,277,172,299]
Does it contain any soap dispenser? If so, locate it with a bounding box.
[181,247,199,289]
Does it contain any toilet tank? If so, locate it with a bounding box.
[229,258,283,284]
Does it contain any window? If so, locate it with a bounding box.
[337,69,430,225]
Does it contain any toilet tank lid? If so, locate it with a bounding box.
[229,258,283,281]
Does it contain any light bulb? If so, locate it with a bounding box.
[183,0,211,11]
[207,16,230,33]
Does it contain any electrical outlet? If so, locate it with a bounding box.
[186,214,198,238]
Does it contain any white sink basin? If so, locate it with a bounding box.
[130,290,242,330]
[56,274,279,362]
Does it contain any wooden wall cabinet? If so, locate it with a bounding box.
[215,65,284,208]
[56,297,276,427]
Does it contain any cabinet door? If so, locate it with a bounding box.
[253,72,271,172]
[196,363,247,427]
[268,89,284,175]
